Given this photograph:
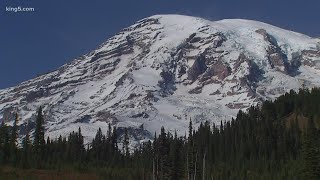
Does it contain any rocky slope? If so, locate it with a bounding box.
[1,15,320,146]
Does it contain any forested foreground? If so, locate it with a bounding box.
[1,88,320,179]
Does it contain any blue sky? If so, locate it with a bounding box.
[1,0,319,88]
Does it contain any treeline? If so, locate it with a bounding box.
[1,88,320,179]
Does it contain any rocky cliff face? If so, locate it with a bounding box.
[1,15,320,146]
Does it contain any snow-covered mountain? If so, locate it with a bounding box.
[1,15,320,146]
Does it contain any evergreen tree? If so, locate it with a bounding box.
[169,131,184,180]
[107,123,112,142]
[21,122,31,168]
[187,119,195,179]
[10,113,19,151]
[123,128,130,157]
[158,127,170,179]
[92,128,103,162]
[77,127,85,162]
[0,121,10,164]
[7,112,19,165]
[302,117,320,179]
[33,106,45,167]
[111,126,118,150]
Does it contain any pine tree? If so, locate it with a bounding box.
[92,128,103,162]
[107,123,112,142]
[21,122,31,168]
[8,112,19,164]
[153,131,159,179]
[33,106,45,167]
[158,127,170,179]
[187,119,195,179]
[78,127,85,161]
[10,113,19,150]
[169,130,184,180]
[103,124,112,161]
[111,126,118,158]
[0,121,10,164]
[302,117,320,179]
[189,119,193,140]
[123,128,130,157]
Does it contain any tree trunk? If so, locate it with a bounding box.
[187,153,189,180]
[202,153,206,180]
[153,158,156,180]
[194,152,198,180]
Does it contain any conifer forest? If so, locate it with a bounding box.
[1,88,320,179]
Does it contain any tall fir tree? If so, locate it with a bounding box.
[302,117,320,179]
[21,122,31,168]
[187,119,195,179]
[123,128,130,157]
[0,121,10,164]
[9,112,19,164]
[33,106,45,167]
[107,123,112,142]
[92,128,103,162]
[112,126,118,151]
[10,113,19,149]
